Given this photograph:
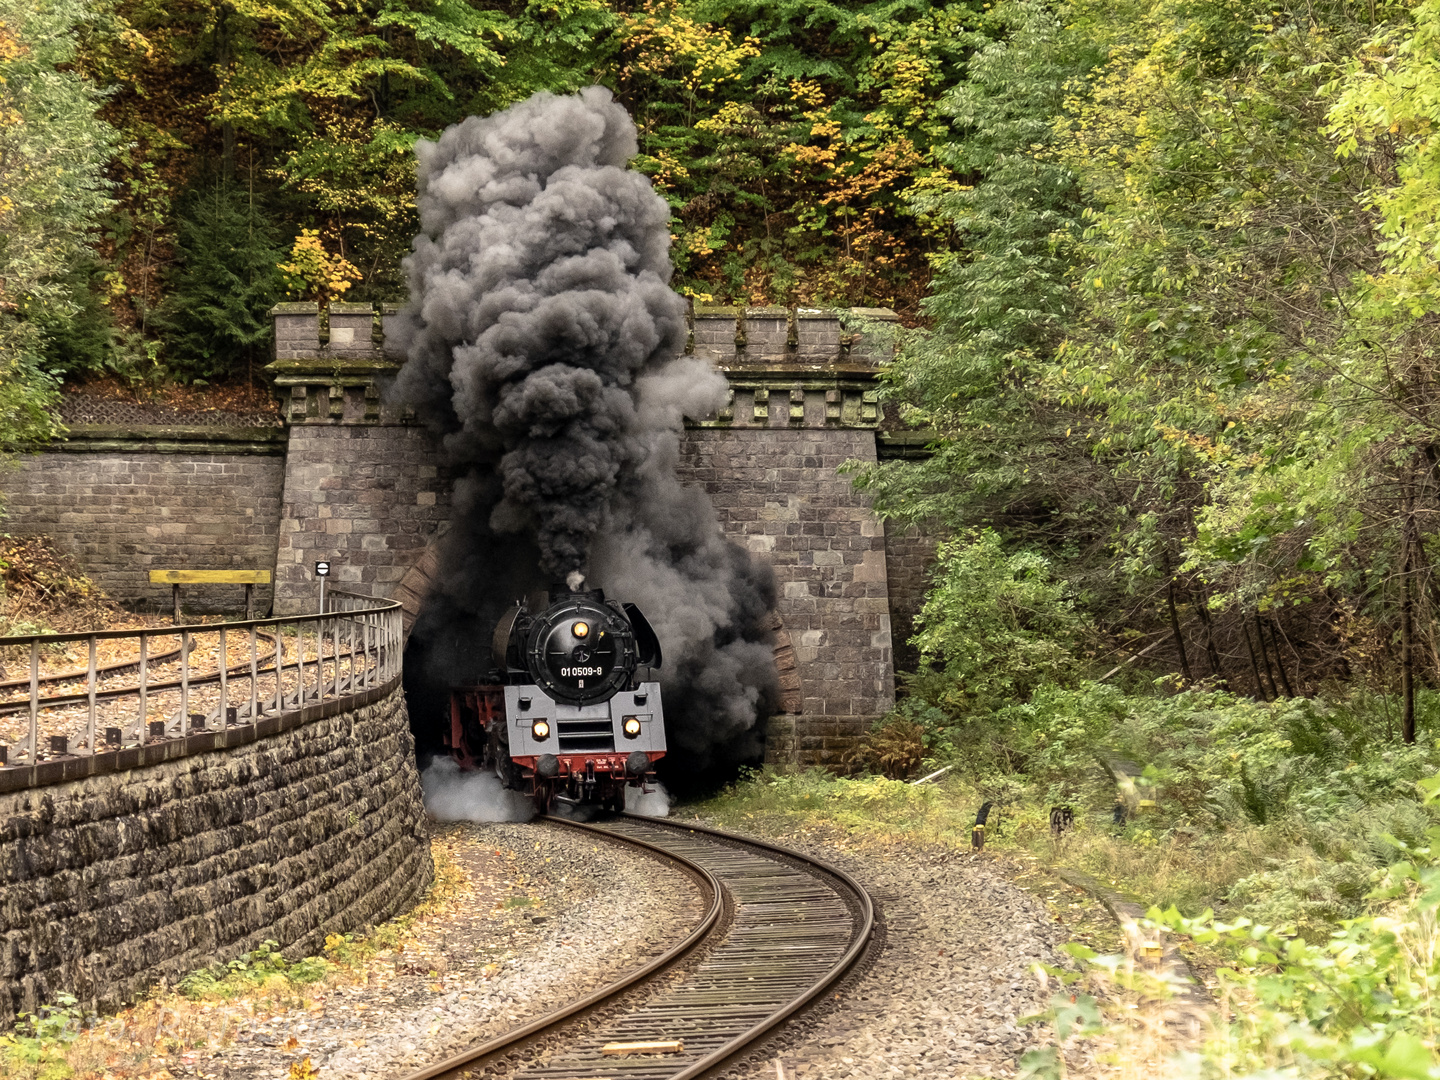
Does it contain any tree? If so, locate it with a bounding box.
[153,182,285,381]
[0,0,116,459]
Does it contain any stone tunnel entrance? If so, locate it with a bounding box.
[264,302,907,778]
[392,535,804,798]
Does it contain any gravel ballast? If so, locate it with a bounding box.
[125,813,1091,1080]
[688,818,1076,1080]
[212,820,703,1080]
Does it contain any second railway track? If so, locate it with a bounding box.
[407,813,876,1080]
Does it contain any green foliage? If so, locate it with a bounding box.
[33,253,113,379]
[853,0,1440,742]
[176,940,331,1000]
[994,679,1128,777]
[910,529,1086,715]
[1154,779,1440,1077]
[618,0,982,304]
[0,992,84,1080]
[153,183,284,381]
[704,768,952,838]
[851,0,1097,534]
[74,0,990,326]
[1327,0,1440,321]
[0,0,116,457]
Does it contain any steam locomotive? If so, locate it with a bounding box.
[446,585,666,812]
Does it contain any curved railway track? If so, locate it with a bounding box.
[0,634,284,717]
[405,813,876,1080]
[0,639,189,692]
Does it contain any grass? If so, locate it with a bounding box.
[693,764,1367,939]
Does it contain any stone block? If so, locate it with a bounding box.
[326,303,375,354]
[795,308,841,363]
[743,307,789,363]
[271,303,321,353]
[842,308,899,365]
[692,307,740,365]
[0,689,430,1026]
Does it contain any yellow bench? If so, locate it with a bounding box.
[149,570,272,622]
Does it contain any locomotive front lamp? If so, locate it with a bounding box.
[622,716,642,738]
[532,720,551,741]
[572,621,589,638]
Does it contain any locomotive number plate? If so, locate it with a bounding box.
[560,666,605,678]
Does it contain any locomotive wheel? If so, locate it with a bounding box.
[533,780,554,815]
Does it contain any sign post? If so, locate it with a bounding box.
[315,561,330,614]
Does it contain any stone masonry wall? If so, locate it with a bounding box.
[678,428,895,768]
[273,426,452,615]
[0,451,285,613]
[0,684,431,1025]
[884,523,943,681]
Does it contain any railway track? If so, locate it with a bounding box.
[0,634,283,718]
[405,814,876,1080]
[0,639,188,692]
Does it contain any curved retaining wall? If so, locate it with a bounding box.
[0,682,431,1024]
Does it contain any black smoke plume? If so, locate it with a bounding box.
[391,87,778,782]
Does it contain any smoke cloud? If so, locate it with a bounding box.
[393,87,777,780]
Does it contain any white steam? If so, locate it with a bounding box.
[421,757,535,822]
[625,781,671,818]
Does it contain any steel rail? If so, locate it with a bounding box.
[0,635,284,716]
[0,641,188,691]
[610,813,876,1080]
[398,813,876,1080]
[400,818,724,1080]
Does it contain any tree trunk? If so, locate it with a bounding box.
[1241,618,1269,701]
[1192,584,1226,687]
[1404,517,1418,744]
[1266,617,1297,698]
[1325,586,1354,680]
[1254,613,1283,699]
[1168,578,1194,683]
[217,4,234,181]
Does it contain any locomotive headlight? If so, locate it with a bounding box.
[572,621,589,638]
[622,716,642,739]
[532,720,551,741]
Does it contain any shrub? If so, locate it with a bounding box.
[911,529,1087,717]
[847,716,927,779]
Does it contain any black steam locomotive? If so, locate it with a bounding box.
[446,585,666,811]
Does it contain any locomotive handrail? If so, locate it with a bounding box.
[0,591,403,770]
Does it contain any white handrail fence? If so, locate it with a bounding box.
[0,591,402,768]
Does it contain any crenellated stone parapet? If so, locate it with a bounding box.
[266,302,408,426]
[265,302,898,430]
[687,305,897,430]
[258,300,903,743]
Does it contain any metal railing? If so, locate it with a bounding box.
[0,591,402,768]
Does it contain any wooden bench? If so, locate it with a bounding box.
[149,570,272,622]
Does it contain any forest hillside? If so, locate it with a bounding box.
[11,0,1440,1072]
